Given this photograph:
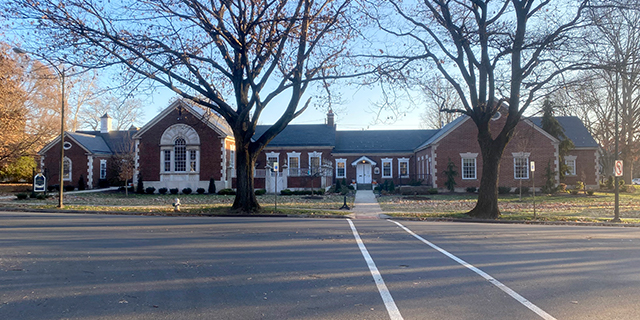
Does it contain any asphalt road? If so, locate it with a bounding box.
[1,212,640,320]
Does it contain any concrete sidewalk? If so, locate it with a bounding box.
[349,190,388,220]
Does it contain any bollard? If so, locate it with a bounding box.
[173,198,181,212]
[339,194,350,210]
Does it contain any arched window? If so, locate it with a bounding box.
[174,138,186,172]
[63,157,72,181]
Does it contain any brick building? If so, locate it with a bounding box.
[38,100,600,192]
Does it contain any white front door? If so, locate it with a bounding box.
[356,163,372,184]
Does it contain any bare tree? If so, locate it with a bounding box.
[419,74,460,129]
[80,95,144,131]
[7,0,364,212]
[367,0,591,218]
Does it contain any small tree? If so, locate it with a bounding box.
[208,178,216,194]
[77,174,85,191]
[541,161,557,194]
[136,175,144,194]
[443,158,458,192]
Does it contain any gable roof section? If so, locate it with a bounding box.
[529,116,599,148]
[334,129,438,154]
[66,132,112,154]
[133,99,233,139]
[415,115,469,152]
[255,124,336,147]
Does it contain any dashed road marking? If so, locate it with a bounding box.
[389,220,557,320]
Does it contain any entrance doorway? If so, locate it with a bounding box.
[356,163,372,184]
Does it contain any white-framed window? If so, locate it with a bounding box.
[288,152,301,176]
[266,152,280,169]
[229,148,235,168]
[63,157,72,181]
[189,150,197,172]
[382,158,393,178]
[565,156,577,176]
[99,159,107,179]
[336,158,346,178]
[460,153,478,180]
[163,150,171,172]
[309,151,322,175]
[398,158,409,177]
[174,138,187,172]
[160,124,200,174]
[513,152,530,179]
[462,158,476,179]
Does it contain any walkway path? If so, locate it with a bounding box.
[349,190,388,220]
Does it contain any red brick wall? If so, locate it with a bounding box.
[137,107,225,182]
[432,117,561,190]
[41,137,88,189]
[563,149,599,187]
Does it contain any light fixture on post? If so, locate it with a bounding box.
[13,47,66,208]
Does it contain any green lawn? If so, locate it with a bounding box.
[5,191,354,216]
[377,191,640,223]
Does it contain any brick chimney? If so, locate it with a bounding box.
[100,113,112,133]
[327,109,334,127]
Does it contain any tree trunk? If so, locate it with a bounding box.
[468,127,509,219]
[231,142,260,213]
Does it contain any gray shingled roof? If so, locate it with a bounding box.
[529,116,599,148]
[67,132,112,154]
[334,129,438,153]
[75,130,138,154]
[255,124,336,147]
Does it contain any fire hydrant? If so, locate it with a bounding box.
[172,198,181,212]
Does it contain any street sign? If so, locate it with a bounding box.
[273,162,279,171]
[530,161,535,172]
[614,160,623,177]
[33,173,46,192]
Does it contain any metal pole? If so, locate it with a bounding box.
[274,169,278,211]
[59,69,65,208]
[533,169,536,219]
[613,69,621,222]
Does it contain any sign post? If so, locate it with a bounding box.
[273,162,279,211]
[531,161,536,219]
[614,160,623,221]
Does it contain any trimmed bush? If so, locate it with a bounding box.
[218,188,236,195]
[466,186,477,193]
[196,188,206,194]
[498,186,511,194]
[182,188,192,195]
[428,188,438,195]
[64,185,75,192]
[570,190,579,195]
[558,183,567,193]
[280,189,293,196]
[158,187,168,195]
[136,176,145,194]
[169,188,179,195]
[48,185,59,192]
[587,190,595,196]
[255,189,267,195]
[145,187,156,194]
[16,193,28,200]
[514,186,530,194]
[98,179,109,188]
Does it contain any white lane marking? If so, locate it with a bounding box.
[389,220,557,320]
[348,219,404,320]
